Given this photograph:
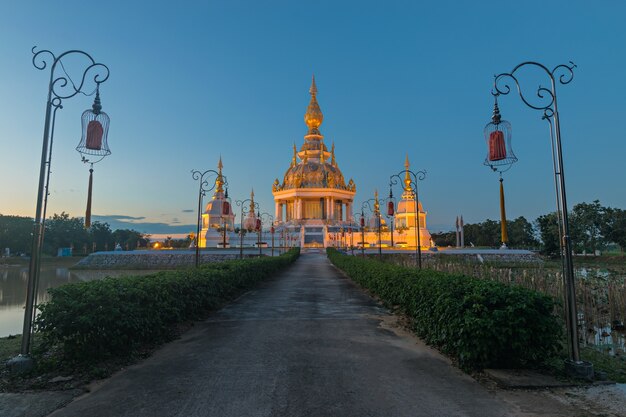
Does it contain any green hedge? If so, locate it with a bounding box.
[327,248,562,370]
[35,249,299,361]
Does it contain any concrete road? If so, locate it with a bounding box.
[49,250,584,417]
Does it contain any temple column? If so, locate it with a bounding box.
[329,198,334,221]
[275,201,280,221]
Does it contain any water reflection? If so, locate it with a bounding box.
[0,265,158,337]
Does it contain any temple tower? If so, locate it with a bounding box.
[272,76,356,247]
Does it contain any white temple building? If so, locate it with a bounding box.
[272,77,431,249]
[272,77,356,247]
[199,158,235,248]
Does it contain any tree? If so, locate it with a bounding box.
[43,212,89,255]
[507,216,539,248]
[570,200,605,253]
[602,208,626,252]
[0,214,33,255]
[535,212,561,257]
[112,229,144,250]
[90,221,115,252]
[431,231,456,247]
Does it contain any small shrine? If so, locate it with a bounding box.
[199,158,235,247]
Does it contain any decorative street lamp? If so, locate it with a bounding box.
[10,48,110,370]
[256,211,263,256]
[361,195,382,259]
[359,210,366,256]
[483,94,517,249]
[390,165,426,269]
[191,169,223,267]
[492,61,591,377]
[76,86,112,228]
[259,212,275,256]
[235,197,259,259]
[385,185,396,248]
[220,187,232,249]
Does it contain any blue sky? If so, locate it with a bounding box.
[0,1,624,235]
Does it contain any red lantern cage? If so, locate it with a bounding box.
[483,96,517,169]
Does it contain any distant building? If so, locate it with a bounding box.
[199,158,235,248]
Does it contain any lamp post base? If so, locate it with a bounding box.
[6,354,34,374]
[564,359,594,381]
[499,243,508,250]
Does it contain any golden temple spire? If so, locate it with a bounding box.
[215,156,224,193]
[374,189,380,214]
[249,189,255,212]
[304,74,323,133]
[404,154,413,193]
[292,143,298,166]
[310,75,318,95]
[331,142,336,165]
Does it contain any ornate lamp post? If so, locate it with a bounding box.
[191,169,223,267]
[361,196,382,259]
[385,185,395,248]
[260,212,275,256]
[484,94,517,248]
[220,187,232,249]
[256,211,263,256]
[11,48,110,369]
[235,198,259,259]
[493,61,591,377]
[390,167,426,269]
[359,210,366,256]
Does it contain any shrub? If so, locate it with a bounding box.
[35,249,299,362]
[327,248,562,370]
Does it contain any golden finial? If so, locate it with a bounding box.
[404,154,413,192]
[215,156,224,193]
[291,143,298,167]
[310,75,318,95]
[331,142,336,165]
[374,189,380,214]
[304,75,323,132]
[249,188,255,212]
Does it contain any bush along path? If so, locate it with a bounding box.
[31,249,300,369]
[326,248,562,371]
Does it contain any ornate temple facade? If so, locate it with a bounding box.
[272,78,432,249]
[272,77,356,247]
[199,158,235,248]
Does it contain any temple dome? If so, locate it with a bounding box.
[274,77,356,193]
[282,160,346,189]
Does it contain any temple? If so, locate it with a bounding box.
[199,157,235,248]
[272,78,432,249]
[272,76,356,247]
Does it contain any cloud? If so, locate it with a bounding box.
[92,215,193,234]
[97,214,146,221]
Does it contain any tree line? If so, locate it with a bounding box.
[432,200,626,255]
[0,212,150,256]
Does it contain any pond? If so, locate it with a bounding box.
[0,263,159,337]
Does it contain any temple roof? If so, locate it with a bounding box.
[274,77,355,193]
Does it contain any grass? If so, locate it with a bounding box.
[580,347,626,383]
[0,335,22,362]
